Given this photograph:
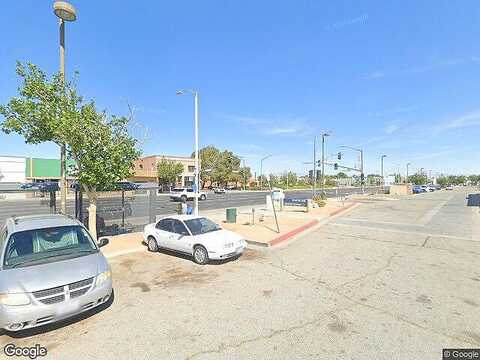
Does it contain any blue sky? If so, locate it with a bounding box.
[1,1,479,177]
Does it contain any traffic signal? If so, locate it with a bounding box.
[360,173,365,183]
[317,160,321,166]
[334,163,338,170]
[337,152,342,160]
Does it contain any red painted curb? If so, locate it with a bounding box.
[268,219,319,247]
[328,202,358,217]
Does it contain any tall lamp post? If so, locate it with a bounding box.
[54,1,77,215]
[381,154,387,186]
[176,89,200,215]
[320,132,330,194]
[406,162,411,184]
[260,155,272,190]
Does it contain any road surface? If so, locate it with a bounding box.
[1,187,479,359]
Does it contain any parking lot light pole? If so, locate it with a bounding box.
[260,155,272,190]
[176,89,200,215]
[320,132,330,194]
[381,154,387,186]
[406,162,411,184]
[54,1,76,215]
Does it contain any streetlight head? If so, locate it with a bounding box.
[176,90,184,96]
[54,1,77,21]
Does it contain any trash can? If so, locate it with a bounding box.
[226,208,237,223]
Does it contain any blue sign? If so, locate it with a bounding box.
[284,198,308,207]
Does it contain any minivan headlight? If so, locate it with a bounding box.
[0,293,31,306]
[95,270,112,287]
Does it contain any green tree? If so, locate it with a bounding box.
[238,166,252,188]
[408,173,428,185]
[157,158,184,190]
[0,63,140,237]
[195,146,241,187]
[337,172,348,178]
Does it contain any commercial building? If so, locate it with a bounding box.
[0,156,75,185]
[0,156,26,184]
[131,155,198,187]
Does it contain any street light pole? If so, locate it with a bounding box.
[320,132,330,194]
[406,162,411,184]
[194,91,199,216]
[176,89,200,215]
[260,155,272,190]
[54,1,77,215]
[381,154,387,186]
[312,137,316,197]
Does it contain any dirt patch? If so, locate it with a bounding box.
[470,277,480,282]
[120,258,137,272]
[130,282,151,292]
[262,289,273,297]
[462,298,479,307]
[416,295,432,304]
[463,331,480,344]
[240,249,266,262]
[152,267,217,288]
[327,321,347,333]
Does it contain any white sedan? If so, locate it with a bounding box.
[143,215,246,264]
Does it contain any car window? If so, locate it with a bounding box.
[3,225,97,268]
[172,220,190,236]
[157,219,174,232]
[187,189,193,192]
[185,218,222,235]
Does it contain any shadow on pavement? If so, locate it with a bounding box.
[466,193,480,206]
[154,248,241,265]
[0,290,115,339]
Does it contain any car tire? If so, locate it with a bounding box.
[193,245,209,265]
[147,236,159,252]
[200,194,206,200]
[181,195,187,202]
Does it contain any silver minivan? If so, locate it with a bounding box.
[0,214,113,331]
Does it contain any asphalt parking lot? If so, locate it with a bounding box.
[1,188,479,359]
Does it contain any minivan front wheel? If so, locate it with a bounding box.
[193,245,209,265]
[147,236,159,252]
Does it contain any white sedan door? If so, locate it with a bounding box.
[154,218,175,248]
[169,220,193,254]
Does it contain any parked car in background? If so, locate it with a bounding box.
[413,185,426,194]
[445,184,454,190]
[213,188,226,194]
[0,214,112,332]
[143,215,246,265]
[169,188,207,202]
[425,185,436,192]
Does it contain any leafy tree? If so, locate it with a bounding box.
[157,158,184,190]
[268,173,279,187]
[0,63,140,237]
[408,173,428,185]
[337,172,348,178]
[195,146,241,187]
[238,166,252,188]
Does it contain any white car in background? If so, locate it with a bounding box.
[143,215,246,264]
[169,188,207,202]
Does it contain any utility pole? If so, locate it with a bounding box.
[406,162,411,184]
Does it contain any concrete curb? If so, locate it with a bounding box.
[268,219,319,247]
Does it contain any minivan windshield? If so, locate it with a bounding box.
[3,225,98,269]
[184,218,221,235]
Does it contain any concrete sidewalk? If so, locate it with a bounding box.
[100,198,359,258]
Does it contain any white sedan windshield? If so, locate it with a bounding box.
[184,218,221,235]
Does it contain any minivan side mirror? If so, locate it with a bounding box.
[98,238,109,248]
